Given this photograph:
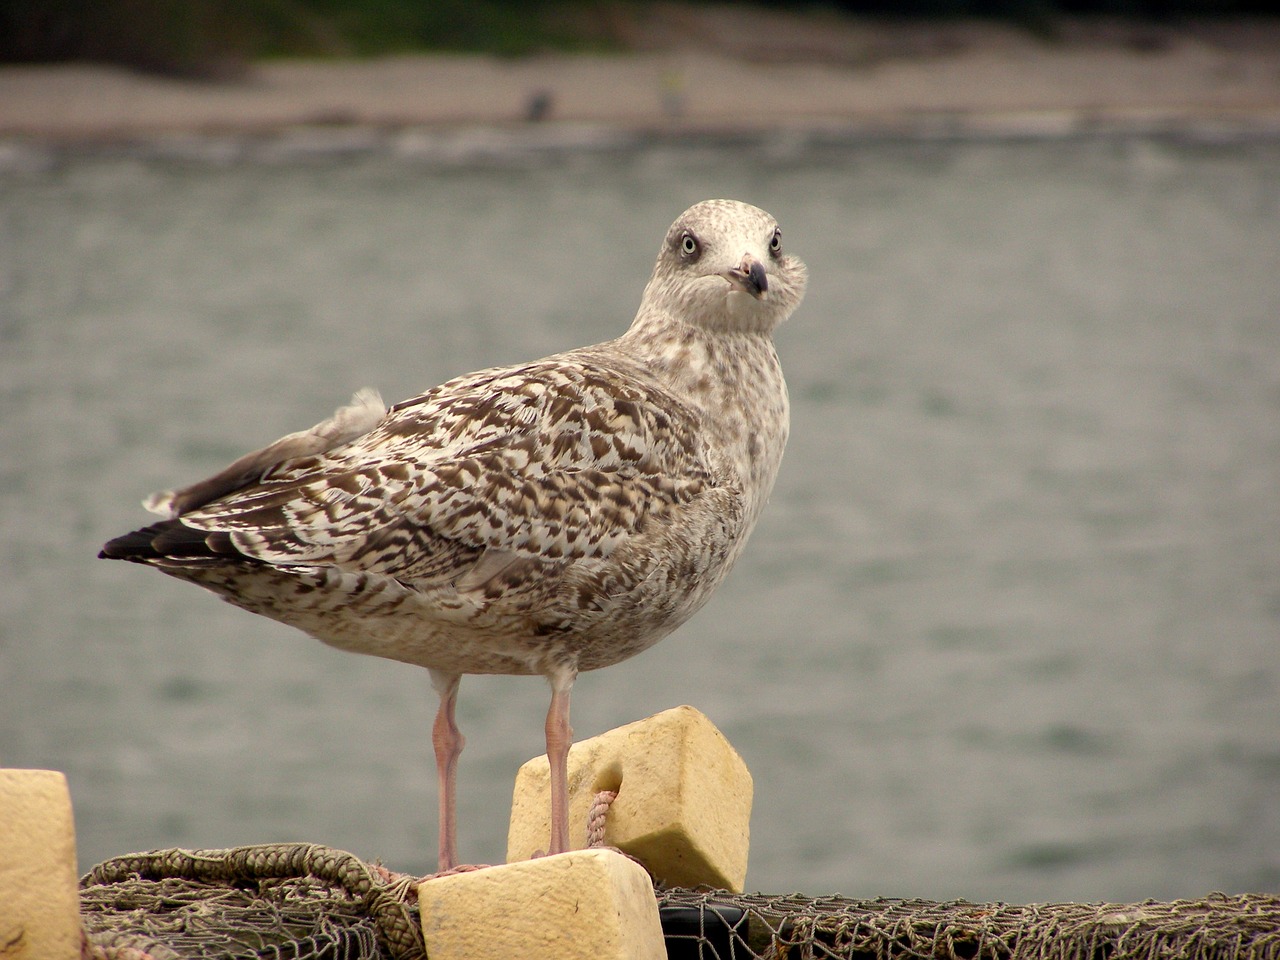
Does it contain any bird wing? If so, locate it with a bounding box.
[144,387,388,519]
[168,351,718,588]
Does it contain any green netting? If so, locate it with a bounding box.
[80,844,1280,960]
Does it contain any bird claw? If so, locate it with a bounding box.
[425,862,492,879]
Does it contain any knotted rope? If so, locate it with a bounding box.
[586,789,619,848]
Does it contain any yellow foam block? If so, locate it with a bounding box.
[0,770,81,960]
[507,704,752,891]
[420,848,664,960]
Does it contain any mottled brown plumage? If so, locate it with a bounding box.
[100,198,808,870]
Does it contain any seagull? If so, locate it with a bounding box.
[100,198,808,871]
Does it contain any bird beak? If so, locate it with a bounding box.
[723,256,768,300]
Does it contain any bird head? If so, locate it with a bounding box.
[640,199,808,335]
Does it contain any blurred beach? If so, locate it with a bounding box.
[1,15,1279,150]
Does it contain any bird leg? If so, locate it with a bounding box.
[429,670,464,872]
[544,665,577,856]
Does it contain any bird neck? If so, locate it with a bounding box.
[615,307,790,515]
[618,307,783,402]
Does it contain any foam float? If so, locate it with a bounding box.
[0,769,82,960]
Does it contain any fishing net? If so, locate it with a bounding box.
[80,844,423,960]
[656,888,1280,960]
[80,843,1280,960]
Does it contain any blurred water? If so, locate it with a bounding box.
[1,136,1278,902]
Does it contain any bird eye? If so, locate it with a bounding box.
[679,232,700,259]
[769,229,783,256]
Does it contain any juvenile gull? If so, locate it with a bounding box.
[100,198,808,871]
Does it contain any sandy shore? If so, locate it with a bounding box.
[1,17,1278,151]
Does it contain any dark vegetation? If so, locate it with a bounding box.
[1,0,1272,76]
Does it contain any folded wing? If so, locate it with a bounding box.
[105,354,720,597]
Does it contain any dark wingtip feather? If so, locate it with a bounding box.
[99,520,242,562]
[100,521,172,560]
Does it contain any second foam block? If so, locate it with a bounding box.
[506,704,753,892]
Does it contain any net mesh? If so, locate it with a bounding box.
[80,843,1280,960]
[655,888,1280,960]
[80,844,423,960]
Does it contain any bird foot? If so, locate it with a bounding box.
[370,861,494,899]
[425,862,493,879]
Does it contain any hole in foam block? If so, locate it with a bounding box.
[592,762,623,795]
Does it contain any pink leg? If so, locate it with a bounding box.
[430,670,464,872]
[544,665,577,856]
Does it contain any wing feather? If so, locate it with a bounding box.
[169,351,720,586]
[144,388,386,518]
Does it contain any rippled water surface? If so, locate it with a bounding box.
[2,136,1278,901]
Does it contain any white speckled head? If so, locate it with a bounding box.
[638,199,808,334]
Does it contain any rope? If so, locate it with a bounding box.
[81,843,424,960]
[586,789,618,848]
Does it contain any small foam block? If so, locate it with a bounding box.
[507,704,752,891]
[0,769,82,960]
[420,848,664,960]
